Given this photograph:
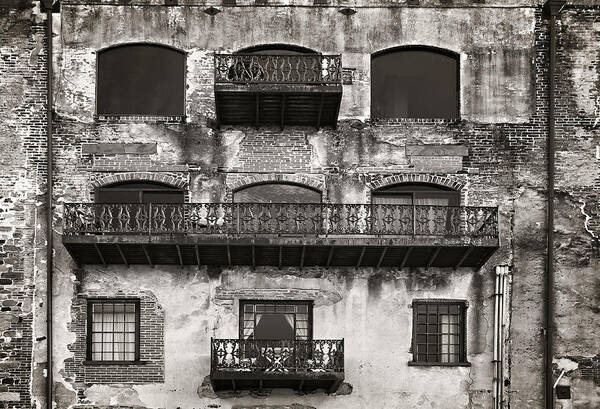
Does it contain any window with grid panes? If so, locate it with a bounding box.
[411,300,467,365]
[87,300,139,362]
[240,301,312,340]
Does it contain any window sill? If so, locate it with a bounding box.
[408,361,471,367]
[83,360,149,366]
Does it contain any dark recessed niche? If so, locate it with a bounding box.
[556,385,571,400]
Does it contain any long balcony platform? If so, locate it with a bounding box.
[62,203,499,269]
[210,338,344,392]
[214,54,343,128]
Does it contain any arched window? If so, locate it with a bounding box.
[96,181,184,203]
[371,47,459,119]
[97,44,185,116]
[233,182,321,203]
[372,183,459,206]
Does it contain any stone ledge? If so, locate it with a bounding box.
[406,144,468,157]
[82,143,157,155]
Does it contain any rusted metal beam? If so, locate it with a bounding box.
[356,246,366,268]
[94,243,107,267]
[195,244,201,267]
[116,244,129,267]
[400,246,412,269]
[176,244,184,267]
[426,247,441,269]
[142,245,154,267]
[376,246,388,268]
[455,247,473,270]
[326,246,335,268]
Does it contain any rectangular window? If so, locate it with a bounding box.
[239,301,312,340]
[411,300,468,365]
[87,299,140,362]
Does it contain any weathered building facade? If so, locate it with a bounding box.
[0,0,599,408]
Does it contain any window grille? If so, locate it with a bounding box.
[87,300,139,361]
[412,300,467,364]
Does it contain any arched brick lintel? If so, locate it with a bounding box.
[227,174,326,193]
[366,174,465,191]
[92,172,188,189]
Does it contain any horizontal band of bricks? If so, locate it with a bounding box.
[366,174,466,191]
[91,172,188,189]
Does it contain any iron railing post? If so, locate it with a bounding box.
[148,203,152,236]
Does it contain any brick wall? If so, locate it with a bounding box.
[0,3,48,408]
[65,290,164,391]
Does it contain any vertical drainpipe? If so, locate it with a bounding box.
[543,1,565,409]
[42,1,54,409]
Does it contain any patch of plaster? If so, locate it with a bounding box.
[554,357,580,372]
[578,199,597,239]
[84,384,146,407]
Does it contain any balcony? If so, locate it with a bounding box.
[214,53,343,128]
[62,203,499,269]
[210,338,344,392]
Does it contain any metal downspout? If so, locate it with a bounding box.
[43,2,54,409]
[543,1,565,408]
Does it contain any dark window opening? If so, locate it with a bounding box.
[240,301,313,340]
[371,47,459,119]
[87,299,140,362]
[97,44,185,116]
[233,183,321,203]
[372,183,460,206]
[96,182,184,204]
[237,44,318,55]
[411,300,467,365]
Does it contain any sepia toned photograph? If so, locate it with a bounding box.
[0,0,598,408]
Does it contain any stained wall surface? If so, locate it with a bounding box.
[0,1,597,409]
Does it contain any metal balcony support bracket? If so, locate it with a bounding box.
[300,245,306,269]
[94,243,107,267]
[278,245,283,269]
[176,244,184,267]
[455,247,473,270]
[142,245,154,267]
[400,246,413,269]
[316,94,324,129]
[255,94,260,129]
[376,246,388,268]
[226,242,232,266]
[298,378,304,392]
[326,246,335,268]
[116,244,129,267]
[280,95,286,130]
[251,244,256,270]
[426,247,441,269]
[195,244,201,267]
[356,246,366,268]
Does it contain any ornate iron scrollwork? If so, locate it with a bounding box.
[63,203,498,238]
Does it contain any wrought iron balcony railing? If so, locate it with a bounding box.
[214,53,342,85]
[62,203,498,238]
[211,338,344,373]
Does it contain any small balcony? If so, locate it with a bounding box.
[210,338,344,393]
[214,53,343,128]
[62,203,499,269]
